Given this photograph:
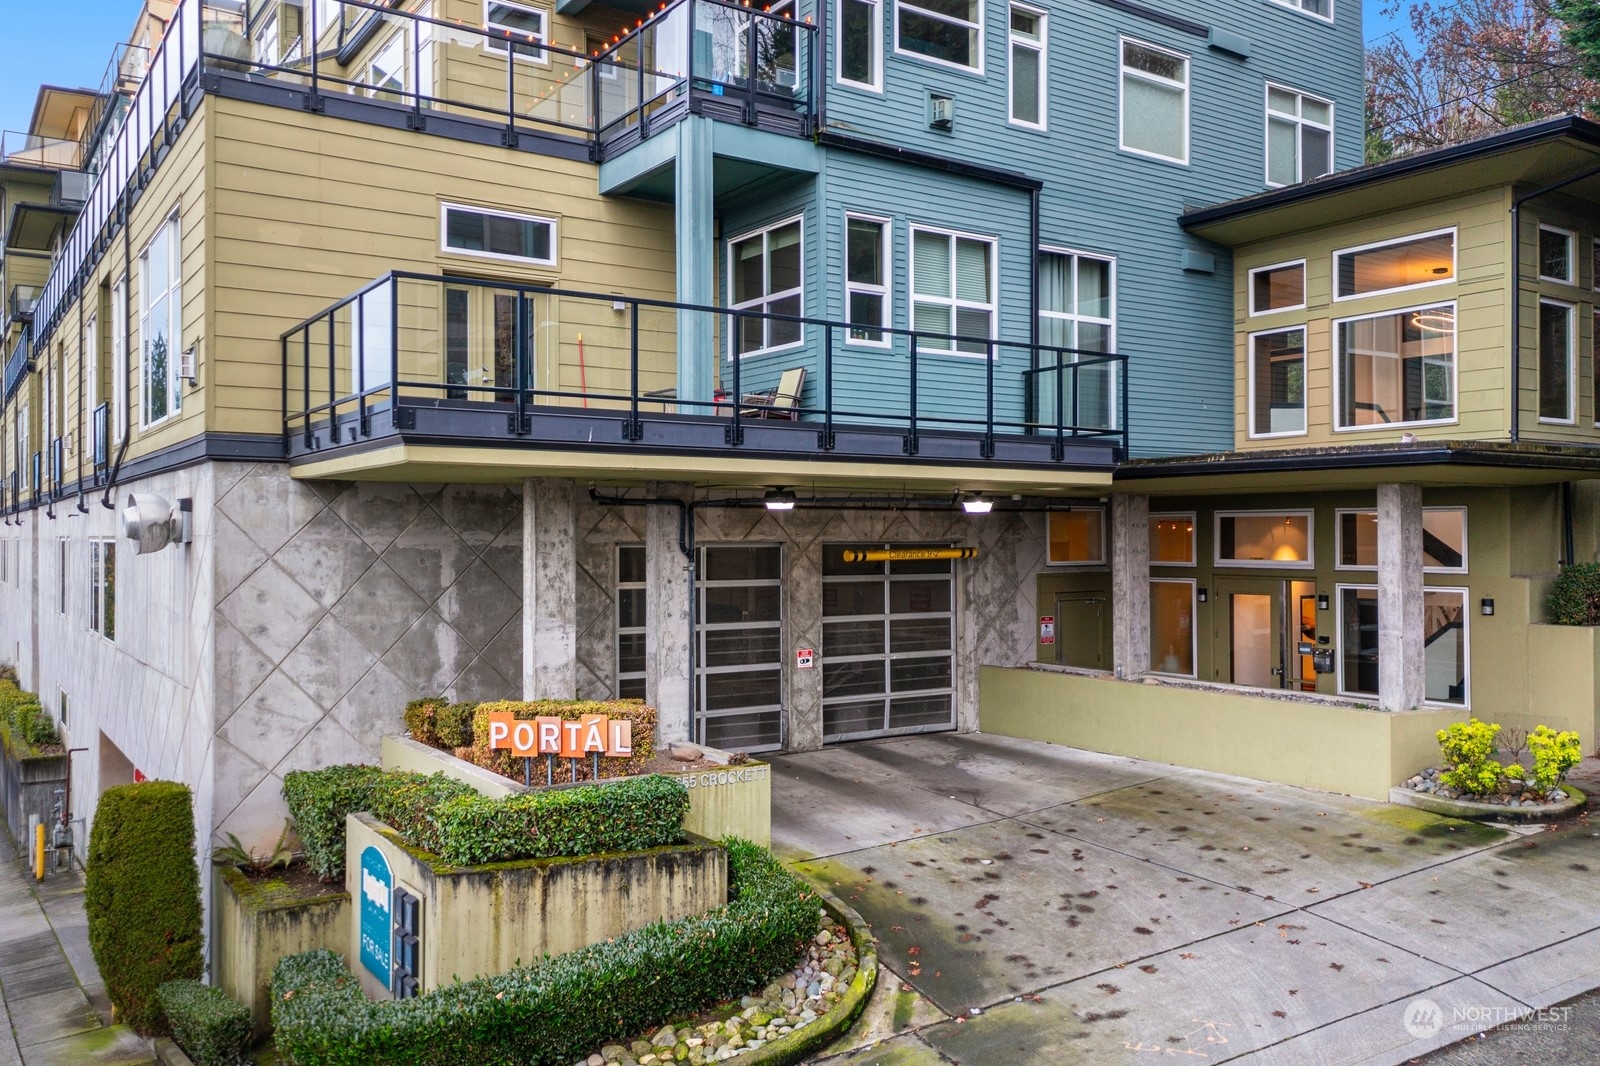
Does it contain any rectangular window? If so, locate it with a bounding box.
[253,10,281,66]
[1338,585,1467,705]
[1047,509,1105,565]
[1265,85,1332,186]
[895,0,981,71]
[1249,327,1306,437]
[845,215,889,344]
[58,539,67,614]
[1273,0,1331,19]
[89,539,115,640]
[1215,511,1313,568]
[730,217,804,356]
[1334,229,1454,299]
[838,0,881,89]
[1539,299,1575,423]
[1593,310,1600,426]
[1038,249,1115,428]
[111,277,127,444]
[367,31,407,97]
[1335,304,1456,429]
[1538,225,1574,283]
[1008,5,1046,128]
[139,215,182,427]
[1149,578,1196,677]
[1249,260,1306,315]
[484,0,547,62]
[697,545,784,751]
[616,545,646,700]
[1120,39,1188,164]
[911,227,995,355]
[1336,507,1466,572]
[1149,512,1195,565]
[441,203,555,266]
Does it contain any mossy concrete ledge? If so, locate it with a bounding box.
[733,890,879,1066]
[213,864,350,1039]
[1389,785,1587,823]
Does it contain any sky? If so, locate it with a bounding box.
[0,0,1417,147]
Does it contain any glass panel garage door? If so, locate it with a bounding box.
[696,545,783,752]
[822,544,955,742]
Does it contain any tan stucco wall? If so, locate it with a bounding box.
[214,865,350,1038]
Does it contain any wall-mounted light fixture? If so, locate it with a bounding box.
[763,488,796,512]
[1196,587,1208,603]
[1318,593,1330,611]
[961,493,993,515]
[1481,598,1495,616]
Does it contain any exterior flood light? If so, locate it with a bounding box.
[961,494,993,514]
[1481,598,1495,616]
[763,489,796,511]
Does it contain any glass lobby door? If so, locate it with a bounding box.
[1215,579,1318,690]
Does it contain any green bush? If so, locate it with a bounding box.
[85,781,204,1035]
[402,697,448,749]
[272,840,815,1066]
[1437,718,1504,796]
[0,681,59,753]
[1548,562,1600,625]
[436,701,479,749]
[282,765,388,882]
[1528,725,1582,790]
[158,981,251,1066]
[364,772,477,855]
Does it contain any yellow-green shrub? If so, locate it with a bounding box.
[1528,726,1582,790]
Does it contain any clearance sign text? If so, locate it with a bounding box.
[486,712,634,759]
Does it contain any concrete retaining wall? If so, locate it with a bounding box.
[0,740,67,849]
[979,665,1465,800]
[346,813,727,997]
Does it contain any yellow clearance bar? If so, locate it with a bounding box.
[841,548,980,563]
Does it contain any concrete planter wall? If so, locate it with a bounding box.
[381,734,772,846]
[213,865,350,1038]
[346,813,728,998]
[0,737,67,848]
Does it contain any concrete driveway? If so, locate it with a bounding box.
[769,733,1600,1066]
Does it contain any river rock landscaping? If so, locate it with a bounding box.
[1402,765,1571,808]
[575,910,857,1066]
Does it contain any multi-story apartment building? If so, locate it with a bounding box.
[8,0,1595,941]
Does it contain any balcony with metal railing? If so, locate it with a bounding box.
[4,326,31,403]
[0,132,84,171]
[282,272,1126,478]
[7,287,39,322]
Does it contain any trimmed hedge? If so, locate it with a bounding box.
[1548,562,1600,625]
[158,981,251,1066]
[86,781,204,1035]
[465,699,656,780]
[282,765,388,882]
[364,772,476,855]
[0,679,59,753]
[272,839,815,1066]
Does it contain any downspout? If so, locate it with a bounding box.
[1563,480,1576,566]
[813,0,827,134]
[76,282,87,512]
[1028,186,1040,426]
[102,191,134,511]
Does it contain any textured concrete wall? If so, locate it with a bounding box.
[1111,493,1151,679]
[1377,483,1425,711]
[214,865,349,1038]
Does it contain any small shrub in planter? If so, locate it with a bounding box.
[86,781,204,1035]
[1436,718,1504,796]
[158,980,251,1066]
[1528,726,1582,790]
[401,696,448,749]
[1548,562,1600,625]
[282,764,388,881]
[437,701,479,749]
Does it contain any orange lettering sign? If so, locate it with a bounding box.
[559,719,585,759]
[486,714,637,758]
[535,717,562,755]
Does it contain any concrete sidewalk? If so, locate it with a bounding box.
[0,832,152,1065]
[772,733,1600,1066]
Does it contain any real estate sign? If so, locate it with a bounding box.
[359,845,393,988]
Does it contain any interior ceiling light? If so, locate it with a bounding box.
[763,488,797,511]
[961,494,994,515]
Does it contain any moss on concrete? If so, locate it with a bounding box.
[1360,804,1509,847]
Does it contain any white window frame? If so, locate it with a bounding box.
[1148,576,1198,678]
[893,0,984,75]
[1037,246,1117,352]
[1045,508,1106,567]
[84,312,98,418]
[1537,224,1576,284]
[1537,296,1577,425]
[843,212,891,349]
[317,0,343,35]
[1333,506,1468,574]
[89,538,115,641]
[111,277,127,444]
[1335,582,1470,707]
[483,0,548,65]
[909,224,998,358]
[1332,300,1459,432]
[1331,227,1457,303]
[836,0,883,92]
[1270,0,1333,27]
[366,29,408,96]
[1213,509,1315,570]
[1149,511,1196,567]
[138,213,182,430]
[616,544,646,699]
[1007,3,1047,130]
[1248,259,1307,317]
[254,9,282,67]
[439,202,557,267]
[1246,325,1307,440]
[1264,83,1333,188]
[727,214,806,358]
[1118,37,1189,166]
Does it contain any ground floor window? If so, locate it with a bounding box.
[89,540,116,640]
[1337,585,1466,705]
[616,545,646,700]
[821,544,955,741]
[1149,578,1195,677]
[696,545,783,751]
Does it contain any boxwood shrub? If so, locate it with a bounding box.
[1548,562,1600,625]
[158,980,251,1066]
[401,697,448,749]
[0,679,58,753]
[282,765,388,881]
[86,781,204,1035]
[272,839,813,1066]
[465,699,657,780]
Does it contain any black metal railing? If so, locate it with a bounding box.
[4,328,31,403]
[92,403,111,476]
[8,287,39,321]
[50,437,65,498]
[282,271,1127,463]
[29,451,41,504]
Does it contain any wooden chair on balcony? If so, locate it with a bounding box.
[740,367,806,420]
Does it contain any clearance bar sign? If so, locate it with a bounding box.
[841,548,979,563]
[486,712,634,758]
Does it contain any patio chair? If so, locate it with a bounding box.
[740,367,806,419]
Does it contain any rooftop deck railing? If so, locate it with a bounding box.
[0,132,83,171]
[282,272,1127,466]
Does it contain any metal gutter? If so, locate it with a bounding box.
[1115,442,1600,480]
[816,131,1043,191]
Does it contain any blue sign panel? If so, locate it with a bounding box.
[358,846,393,989]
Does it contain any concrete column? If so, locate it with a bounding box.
[1377,483,1425,711]
[521,478,577,700]
[1111,494,1150,679]
[646,482,692,745]
[675,116,716,406]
